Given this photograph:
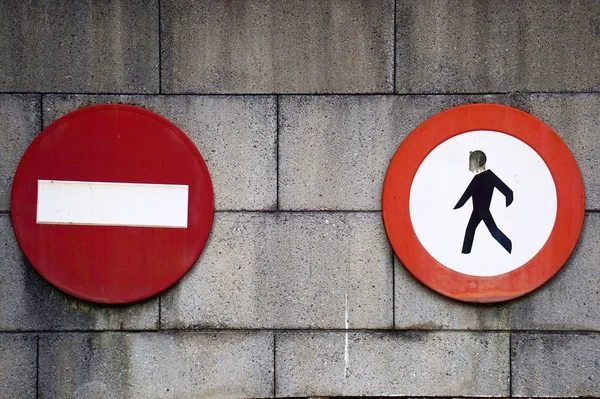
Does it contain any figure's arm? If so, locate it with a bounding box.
[453,181,473,209]
[491,171,513,206]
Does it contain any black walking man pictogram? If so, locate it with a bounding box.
[454,150,513,254]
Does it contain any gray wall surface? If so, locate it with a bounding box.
[1,1,599,398]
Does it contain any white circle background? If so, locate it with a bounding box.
[409,130,557,277]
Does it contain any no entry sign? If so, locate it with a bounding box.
[382,104,584,302]
[11,104,214,304]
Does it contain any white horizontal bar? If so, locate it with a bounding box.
[37,180,188,228]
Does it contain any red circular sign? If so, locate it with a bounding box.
[11,104,214,304]
[382,104,585,303]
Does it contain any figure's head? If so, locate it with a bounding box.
[469,150,486,173]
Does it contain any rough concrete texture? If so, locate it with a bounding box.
[0,215,159,331]
[0,0,158,93]
[162,212,392,329]
[39,332,274,399]
[276,331,509,397]
[280,96,401,210]
[161,0,393,93]
[0,334,36,398]
[395,214,600,330]
[396,0,600,93]
[43,94,277,210]
[512,333,600,397]
[0,95,39,212]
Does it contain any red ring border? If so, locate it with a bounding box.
[382,104,585,303]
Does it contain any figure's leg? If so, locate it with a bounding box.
[461,213,482,254]
[482,213,512,253]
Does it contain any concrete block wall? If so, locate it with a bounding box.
[1,1,599,398]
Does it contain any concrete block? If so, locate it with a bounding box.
[0,0,158,93]
[280,96,398,210]
[43,94,277,210]
[396,1,600,93]
[0,95,39,212]
[162,212,393,329]
[161,0,393,93]
[276,331,509,397]
[512,333,600,397]
[0,334,36,398]
[39,332,274,399]
[0,215,159,331]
